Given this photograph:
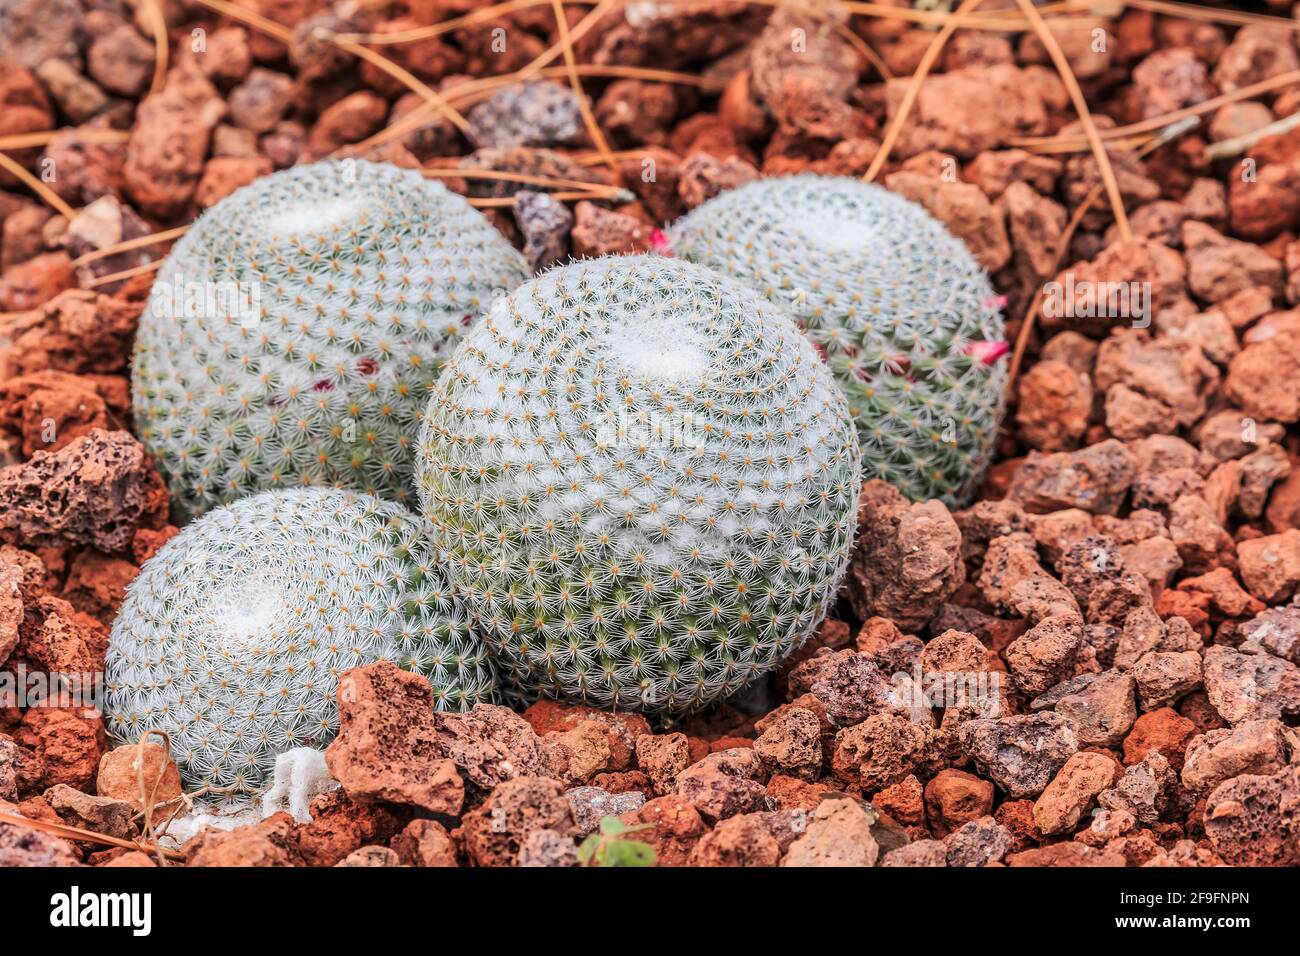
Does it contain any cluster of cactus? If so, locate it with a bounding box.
[132,159,530,520]
[416,258,861,714]
[110,159,1009,779]
[670,174,1007,505]
[104,488,497,794]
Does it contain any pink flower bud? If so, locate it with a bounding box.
[965,339,1010,366]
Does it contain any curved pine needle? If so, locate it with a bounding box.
[189,0,293,42]
[84,259,165,289]
[1013,69,1300,152]
[0,128,131,150]
[72,225,190,267]
[0,811,185,861]
[863,0,989,183]
[549,0,616,171]
[0,151,75,219]
[143,0,170,95]
[1013,0,1130,242]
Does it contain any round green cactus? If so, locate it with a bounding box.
[104,487,496,794]
[416,257,861,714]
[133,159,530,519]
[669,174,1007,505]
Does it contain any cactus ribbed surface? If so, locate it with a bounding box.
[132,159,530,519]
[104,488,496,794]
[670,174,1007,505]
[416,257,861,714]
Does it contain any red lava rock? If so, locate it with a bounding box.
[847,480,964,632]
[512,190,572,273]
[1041,239,1185,338]
[885,171,1011,272]
[1237,529,1300,603]
[195,156,274,209]
[924,769,994,837]
[765,773,825,812]
[787,648,897,729]
[228,68,297,134]
[390,818,457,867]
[293,790,405,868]
[0,430,167,552]
[0,253,76,313]
[1131,650,1203,711]
[459,775,576,867]
[885,64,1049,160]
[1052,670,1138,748]
[1123,708,1198,771]
[542,720,617,786]
[943,815,1013,867]
[130,526,178,565]
[433,703,547,798]
[16,593,106,676]
[335,846,400,866]
[1008,439,1136,516]
[880,838,947,867]
[521,701,648,770]
[95,741,182,813]
[994,799,1041,852]
[618,794,707,867]
[676,152,760,210]
[1179,567,1266,620]
[1131,48,1213,120]
[686,812,782,867]
[979,532,1080,623]
[1213,25,1300,93]
[634,732,691,795]
[1203,644,1300,725]
[324,661,464,814]
[1006,841,1127,866]
[1095,329,1219,428]
[87,24,155,97]
[675,748,767,822]
[60,550,136,624]
[1005,614,1083,698]
[124,61,227,219]
[831,713,929,793]
[185,812,303,867]
[752,707,821,781]
[565,785,644,837]
[1098,749,1177,825]
[1015,360,1091,452]
[14,707,105,792]
[0,807,81,867]
[1204,764,1300,866]
[783,797,879,867]
[43,784,137,841]
[872,773,926,828]
[97,850,156,867]
[0,290,140,378]
[308,91,388,154]
[569,201,653,257]
[1184,220,1284,304]
[1181,718,1297,796]
[960,712,1079,798]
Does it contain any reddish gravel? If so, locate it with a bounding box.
[3,0,1300,868]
